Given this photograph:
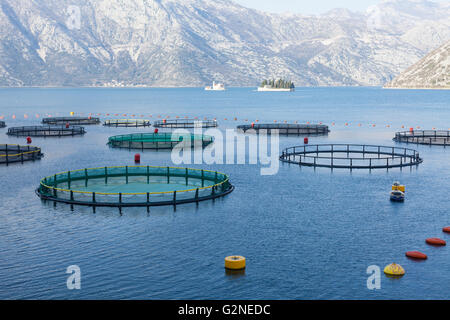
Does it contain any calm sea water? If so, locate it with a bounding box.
[0,87,449,300]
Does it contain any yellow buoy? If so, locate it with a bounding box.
[225,256,246,270]
[384,263,405,277]
[70,112,74,116]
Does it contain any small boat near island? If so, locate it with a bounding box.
[258,79,295,92]
[205,81,226,91]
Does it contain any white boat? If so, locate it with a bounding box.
[205,81,226,91]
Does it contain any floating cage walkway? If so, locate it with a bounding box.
[36,166,234,212]
[103,119,151,127]
[108,133,214,150]
[7,126,86,137]
[237,123,330,135]
[280,144,423,170]
[42,117,100,125]
[153,119,218,128]
[0,144,43,165]
[394,130,450,146]
[0,121,5,128]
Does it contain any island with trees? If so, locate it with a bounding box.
[258,79,295,92]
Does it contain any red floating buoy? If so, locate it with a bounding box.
[426,238,446,246]
[443,227,450,233]
[409,127,414,132]
[154,128,159,134]
[251,122,255,128]
[26,136,32,144]
[304,137,309,145]
[134,154,141,163]
[65,122,70,128]
[405,251,427,260]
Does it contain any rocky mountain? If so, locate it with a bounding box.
[385,40,450,89]
[0,0,449,87]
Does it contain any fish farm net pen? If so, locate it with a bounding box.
[107,133,214,150]
[280,144,423,170]
[394,130,450,146]
[36,166,234,212]
[0,144,43,165]
[103,119,151,127]
[237,123,330,135]
[42,117,100,125]
[0,121,5,128]
[153,119,218,128]
[7,126,86,137]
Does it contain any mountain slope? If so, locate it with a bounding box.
[0,0,449,87]
[385,40,450,89]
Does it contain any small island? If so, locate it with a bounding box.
[258,79,295,92]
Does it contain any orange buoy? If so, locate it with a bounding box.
[304,137,309,144]
[409,127,414,132]
[251,122,255,128]
[405,251,427,260]
[426,238,446,246]
[26,136,32,144]
[443,227,450,233]
[134,154,141,163]
[163,119,166,124]
[154,128,159,134]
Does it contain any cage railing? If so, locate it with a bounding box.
[0,121,5,128]
[107,133,214,150]
[42,117,100,125]
[237,123,330,135]
[153,119,218,128]
[7,125,86,137]
[36,166,233,209]
[0,144,43,165]
[280,144,422,169]
[103,119,151,127]
[394,130,450,146]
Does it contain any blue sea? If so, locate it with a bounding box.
[0,87,449,299]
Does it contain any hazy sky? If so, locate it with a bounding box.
[233,0,447,15]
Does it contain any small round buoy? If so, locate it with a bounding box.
[251,122,255,128]
[405,251,427,260]
[225,256,246,270]
[134,154,141,163]
[304,137,309,144]
[409,127,414,132]
[384,263,405,276]
[26,136,32,144]
[65,122,70,128]
[426,238,446,246]
[70,112,74,116]
[443,227,450,233]
[154,128,159,134]
[163,119,166,124]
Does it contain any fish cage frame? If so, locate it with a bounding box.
[103,119,151,127]
[237,123,330,135]
[153,119,218,128]
[7,125,86,137]
[280,144,423,170]
[36,166,234,212]
[107,133,214,150]
[42,117,100,125]
[0,121,5,128]
[0,144,43,165]
[394,130,450,146]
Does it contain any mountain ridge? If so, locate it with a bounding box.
[0,0,449,87]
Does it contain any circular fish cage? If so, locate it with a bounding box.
[36,166,234,211]
[0,144,43,165]
[108,133,214,150]
[237,123,330,135]
[153,119,218,128]
[103,119,151,127]
[0,121,6,128]
[7,125,86,137]
[42,117,100,125]
[394,130,450,146]
[280,144,423,170]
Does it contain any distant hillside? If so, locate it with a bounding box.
[1,0,450,87]
[385,40,450,89]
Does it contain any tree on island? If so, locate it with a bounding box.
[260,78,295,89]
